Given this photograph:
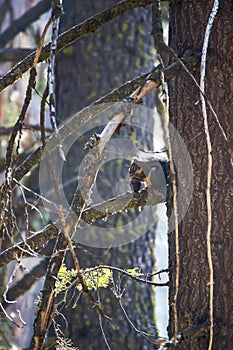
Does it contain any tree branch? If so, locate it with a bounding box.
[151,0,167,56]
[83,265,169,287]
[0,0,154,92]
[0,49,199,268]
[3,259,49,309]
[0,124,53,137]
[29,232,67,350]
[0,189,165,269]
[0,50,198,200]
[0,48,34,62]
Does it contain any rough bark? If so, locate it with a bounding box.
[168,0,232,349]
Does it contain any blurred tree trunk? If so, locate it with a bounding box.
[168,0,232,349]
[54,1,158,349]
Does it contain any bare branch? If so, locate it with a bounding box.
[4,14,52,193]
[0,124,53,137]
[151,0,167,57]
[0,223,58,269]
[0,0,154,92]
[0,49,199,267]
[13,146,44,183]
[3,259,48,309]
[0,50,198,198]
[0,189,165,269]
[5,67,37,174]
[29,233,67,350]
[0,48,34,62]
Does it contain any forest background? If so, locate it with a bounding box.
[0,1,232,349]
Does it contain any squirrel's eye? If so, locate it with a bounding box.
[130,164,136,172]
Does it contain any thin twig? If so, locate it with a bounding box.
[83,265,168,287]
[0,302,24,328]
[176,56,227,142]
[200,1,219,349]
[17,184,29,234]
[4,14,52,199]
[97,292,112,350]
[118,297,155,343]
[33,15,52,68]
[13,177,58,209]
[0,124,53,136]
[40,85,49,147]
[5,67,36,178]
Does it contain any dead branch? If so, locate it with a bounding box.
[0,0,154,92]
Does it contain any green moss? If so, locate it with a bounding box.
[63,45,75,55]
[86,42,93,52]
[118,32,123,40]
[122,21,129,33]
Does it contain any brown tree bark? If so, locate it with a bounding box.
[168,0,232,349]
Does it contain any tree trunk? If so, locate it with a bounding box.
[54,1,158,349]
[168,0,232,349]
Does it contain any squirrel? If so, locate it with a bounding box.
[129,151,170,193]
